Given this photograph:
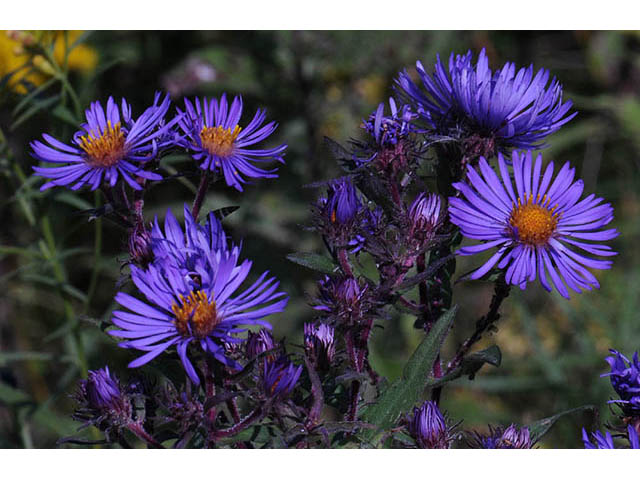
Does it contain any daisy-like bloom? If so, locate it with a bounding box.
[262,356,302,399]
[303,322,336,369]
[395,48,576,150]
[32,92,176,191]
[109,208,288,385]
[469,424,534,449]
[583,426,640,449]
[176,94,287,191]
[407,401,452,449]
[602,349,640,416]
[448,150,619,298]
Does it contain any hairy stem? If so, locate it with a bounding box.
[191,170,211,221]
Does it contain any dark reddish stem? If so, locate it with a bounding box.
[191,170,211,221]
[127,423,164,449]
[337,248,353,277]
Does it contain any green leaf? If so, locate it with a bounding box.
[427,345,502,388]
[286,252,337,274]
[361,306,457,439]
[0,381,31,405]
[0,351,52,366]
[528,405,598,444]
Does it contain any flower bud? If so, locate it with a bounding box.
[74,366,132,430]
[128,223,154,268]
[314,275,370,324]
[408,401,451,449]
[408,193,442,245]
[468,424,534,449]
[304,322,336,370]
[246,329,276,361]
[262,356,302,399]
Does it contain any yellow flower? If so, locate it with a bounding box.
[0,30,98,93]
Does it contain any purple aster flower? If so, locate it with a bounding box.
[32,92,175,191]
[362,97,419,149]
[109,208,288,385]
[148,204,227,271]
[262,356,302,399]
[176,94,287,191]
[73,366,132,429]
[469,424,534,449]
[246,328,277,361]
[303,322,336,370]
[602,349,640,415]
[583,426,639,449]
[395,48,576,150]
[407,401,452,449]
[448,150,619,298]
[408,192,442,245]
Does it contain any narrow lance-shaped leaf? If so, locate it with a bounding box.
[361,305,457,439]
[286,252,337,274]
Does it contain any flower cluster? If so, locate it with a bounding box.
[109,205,288,384]
[32,92,286,192]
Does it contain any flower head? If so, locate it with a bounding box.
[602,349,640,416]
[362,97,418,149]
[73,367,132,429]
[408,401,452,449]
[304,322,336,369]
[176,94,287,191]
[469,424,534,449]
[395,48,576,150]
[583,426,640,449]
[262,356,302,399]
[32,93,175,191]
[128,222,155,268]
[109,207,288,384]
[448,150,619,298]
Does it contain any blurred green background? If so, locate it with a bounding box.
[1,31,639,448]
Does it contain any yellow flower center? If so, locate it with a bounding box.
[171,290,220,339]
[509,193,560,246]
[79,121,127,167]
[200,125,241,157]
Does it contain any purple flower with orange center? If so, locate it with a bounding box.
[31,92,175,191]
[176,94,287,191]
[448,150,619,298]
[109,208,288,384]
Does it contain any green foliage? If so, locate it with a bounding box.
[362,306,457,440]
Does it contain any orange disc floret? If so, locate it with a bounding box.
[172,290,220,339]
[509,193,559,246]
